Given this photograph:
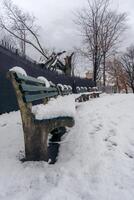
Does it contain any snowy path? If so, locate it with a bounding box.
[0,94,134,200]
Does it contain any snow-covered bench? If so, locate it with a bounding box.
[7,67,75,162]
[75,87,101,102]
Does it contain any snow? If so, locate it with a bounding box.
[32,95,75,120]
[49,81,55,87]
[68,85,72,90]
[92,87,98,91]
[51,58,58,66]
[9,66,27,76]
[37,76,50,88]
[0,94,134,200]
[57,83,64,91]
[76,86,80,92]
[56,69,63,75]
[63,85,68,90]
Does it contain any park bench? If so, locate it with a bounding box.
[57,84,72,96]
[75,86,101,102]
[7,69,74,162]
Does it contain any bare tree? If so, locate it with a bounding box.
[0,31,17,46]
[121,46,134,93]
[0,0,48,59]
[64,52,75,76]
[106,58,128,93]
[100,11,126,88]
[75,0,127,86]
[76,0,108,85]
[70,52,78,76]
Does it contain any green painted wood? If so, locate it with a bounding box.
[62,91,70,95]
[20,83,57,92]
[24,91,58,102]
[15,73,46,85]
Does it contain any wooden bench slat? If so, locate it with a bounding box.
[62,91,70,95]
[24,92,58,102]
[21,83,57,92]
[15,73,46,85]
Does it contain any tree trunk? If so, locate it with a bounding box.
[125,84,128,93]
[103,53,106,91]
[93,59,97,86]
[132,86,134,93]
[64,53,74,76]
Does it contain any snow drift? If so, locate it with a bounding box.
[0,94,134,200]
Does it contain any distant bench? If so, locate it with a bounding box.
[75,86,101,102]
[7,69,74,162]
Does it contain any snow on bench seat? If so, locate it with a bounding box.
[32,95,75,120]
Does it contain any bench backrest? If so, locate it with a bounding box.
[76,86,88,93]
[56,84,72,96]
[14,72,59,103]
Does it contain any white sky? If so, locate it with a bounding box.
[2,0,134,75]
[12,0,134,51]
[12,0,86,51]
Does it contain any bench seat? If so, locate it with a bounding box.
[32,95,75,120]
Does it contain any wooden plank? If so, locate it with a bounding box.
[20,83,57,92]
[15,73,46,85]
[62,91,70,95]
[24,91,58,102]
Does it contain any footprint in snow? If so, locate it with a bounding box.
[107,144,114,151]
[111,121,118,126]
[95,126,101,132]
[89,132,94,135]
[104,137,118,150]
[129,141,134,147]
[104,137,109,142]
[125,152,133,159]
[94,124,103,132]
[17,122,22,126]
[111,141,118,146]
[88,125,102,136]
[109,129,116,136]
[1,123,7,127]
[89,131,99,136]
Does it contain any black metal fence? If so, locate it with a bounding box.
[0,43,94,114]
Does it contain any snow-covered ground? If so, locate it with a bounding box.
[0,94,134,200]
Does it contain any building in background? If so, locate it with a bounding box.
[85,70,93,79]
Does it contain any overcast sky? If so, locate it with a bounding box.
[12,0,134,52]
[3,0,133,75]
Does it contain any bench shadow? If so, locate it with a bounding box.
[48,127,66,164]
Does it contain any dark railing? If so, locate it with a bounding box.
[0,40,37,65]
[0,41,94,114]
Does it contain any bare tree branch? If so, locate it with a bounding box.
[121,46,134,93]
[0,0,48,59]
[75,0,127,86]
